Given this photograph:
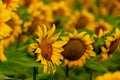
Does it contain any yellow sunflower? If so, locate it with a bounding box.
[27,24,67,73]
[64,9,94,31]
[0,0,12,40]
[23,1,53,34]
[99,0,116,16]
[95,71,120,80]
[89,19,112,36]
[61,29,96,67]
[1,12,22,47]
[100,28,120,61]
[51,1,71,17]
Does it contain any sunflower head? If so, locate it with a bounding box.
[92,19,112,36]
[64,10,94,31]
[27,24,67,73]
[51,1,71,17]
[100,28,120,61]
[61,29,96,67]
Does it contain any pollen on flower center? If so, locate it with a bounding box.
[41,40,53,60]
[108,39,120,55]
[62,39,85,61]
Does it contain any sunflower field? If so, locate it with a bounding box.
[1,0,120,80]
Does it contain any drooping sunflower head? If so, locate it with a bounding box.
[64,10,94,31]
[27,24,67,73]
[100,28,120,61]
[61,29,96,67]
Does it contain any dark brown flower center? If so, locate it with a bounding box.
[41,40,53,60]
[61,39,85,61]
[75,15,89,29]
[108,39,120,55]
[95,25,107,35]
[28,17,40,35]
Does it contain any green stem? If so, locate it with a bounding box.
[65,65,69,77]
[33,67,38,80]
[90,70,94,80]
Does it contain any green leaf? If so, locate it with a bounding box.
[5,49,42,68]
[85,59,108,72]
[17,6,31,21]
[0,62,14,74]
[78,28,94,36]
[17,36,37,51]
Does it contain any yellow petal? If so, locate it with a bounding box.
[42,24,47,37]
[53,47,64,53]
[98,29,104,38]
[73,29,78,35]
[86,50,96,57]
[36,53,43,61]
[52,41,67,48]
[0,45,7,61]
[36,26,43,40]
[78,32,87,38]
[47,24,56,39]
[51,55,62,65]
[61,37,69,41]
[35,48,41,53]
[49,32,61,42]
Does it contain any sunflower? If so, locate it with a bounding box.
[27,24,67,73]
[89,19,112,36]
[99,0,116,16]
[0,0,12,40]
[51,1,71,17]
[61,29,96,67]
[64,10,94,31]
[0,44,7,61]
[95,71,120,80]
[1,12,22,47]
[23,1,53,34]
[100,28,120,61]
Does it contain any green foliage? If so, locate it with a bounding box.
[17,6,31,22]
[85,59,108,72]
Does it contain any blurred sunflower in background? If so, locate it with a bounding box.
[64,9,94,31]
[1,12,22,47]
[27,24,67,73]
[89,19,113,36]
[61,29,96,67]
[95,71,120,80]
[0,0,12,40]
[0,0,20,61]
[99,28,120,61]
